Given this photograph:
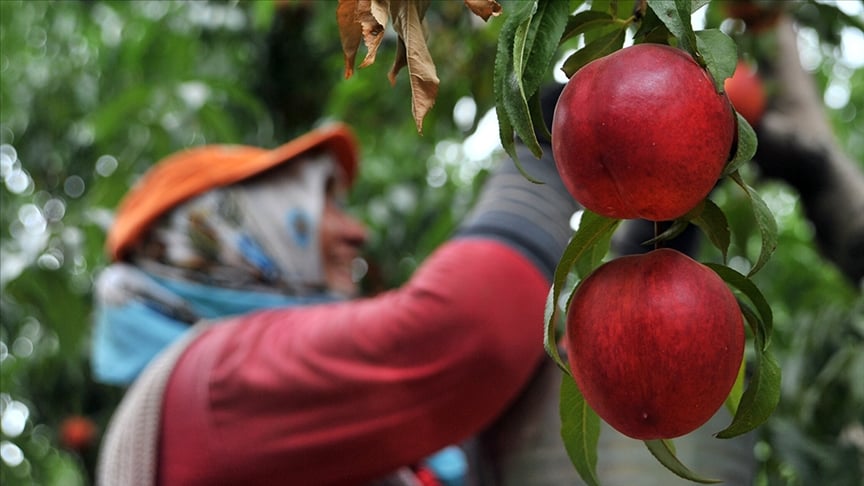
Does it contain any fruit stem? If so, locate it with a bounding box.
[654,221,660,250]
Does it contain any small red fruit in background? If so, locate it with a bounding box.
[723,0,782,33]
[565,249,744,440]
[552,43,736,221]
[59,415,98,452]
[725,60,767,127]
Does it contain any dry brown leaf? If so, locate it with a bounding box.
[463,0,502,21]
[357,0,389,68]
[340,0,495,132]
[389,0,438,133]
[336,0,362,79]
[387,39,407,87]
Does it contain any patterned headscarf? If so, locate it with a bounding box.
[92,153,342,385]
[130,153,336,295]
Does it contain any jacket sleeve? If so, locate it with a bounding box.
[159,238,551,486]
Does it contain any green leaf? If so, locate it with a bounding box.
[692,260,780,438]
[716,338,781,438]
[738,302,768,353]
[574,218,615,278]
[704,262,774,343]
[691,199,731,262]
[723,112,758,176]
[544,211,621,374]
[729,171,778,276]
[5,267,90,356]
[509,0,543,158]
[250,0,276,31]
[86,84,154,142]
[560,374,601,486]
[560,10,617,44]
[694,29,738,92]
[640,219,690,247]
[561,26,627,77]
[495,103,518,168]
[503,0,569,161]
[528,89,552,144]
[644,439,722,483]
[807,0,864,33]
[494,1,532,167]
[725,355,747,416]
[544,286,571,374]
[521,0,570,98]
[647,0,699,59]
[633,4,672,44]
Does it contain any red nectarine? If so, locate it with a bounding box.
[552,44,736,221]
[725,60,767,126]
[565,249,744,440]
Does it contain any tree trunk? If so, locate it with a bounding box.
[754,15,864,284]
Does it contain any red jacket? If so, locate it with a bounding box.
[158,239,549,485]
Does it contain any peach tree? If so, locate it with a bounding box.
[501,2,780,484]
[336,0,781,483]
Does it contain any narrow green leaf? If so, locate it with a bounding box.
[495,105,542,183]
[808,0,864,32]
[691,199,730,262]
[586,0,614,46]
[560,10,616,44]
[723,113,758,176]
[544,211,621,374]
[644,439,722,483]
[522,0,570,97]
[509,0,543,158]
[495,105,517,165]
[544,286,571,373]
[494,28,513,159]
[691,0,711,11]
[556,212,621,290]
[694,29,738,92]
[729,171,778,276]
[495,0,569,165]
[574,219,615,278]
[494,1,532,166]
[739,301,768,353]
[633,4,672,44]
[640,219,690,247]
[511,1,538,81]
[716,340,781,438]
[5,267,90,354]
[704,262,773,341]
[560,374,601,486]
[86,84,154,141]
[528,89,552,145]
[647,0,699,59]
[561,26,626,77]
[725,355,747,416]
[250,0,276,30]
[502,0,569,161]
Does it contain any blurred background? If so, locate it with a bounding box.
[0,1,861,485]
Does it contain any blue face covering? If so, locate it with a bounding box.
[92,270,341,386]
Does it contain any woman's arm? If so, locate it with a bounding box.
[159,141,578,485]
[159,239,550,485]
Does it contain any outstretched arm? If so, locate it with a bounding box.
[158,148,578,486]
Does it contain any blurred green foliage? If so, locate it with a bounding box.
[0,1,861,485]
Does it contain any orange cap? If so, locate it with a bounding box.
[106,123,358,261]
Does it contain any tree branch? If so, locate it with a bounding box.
[753,15,864,285]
